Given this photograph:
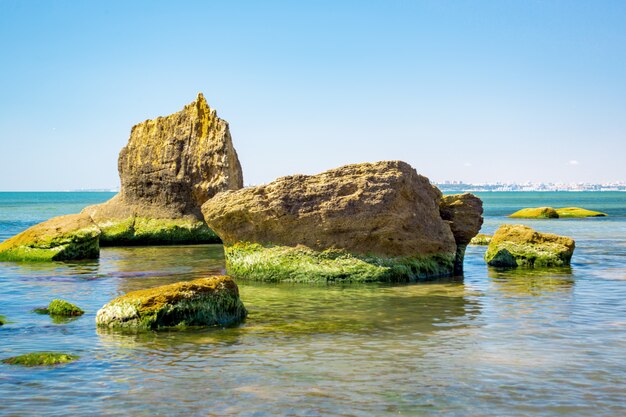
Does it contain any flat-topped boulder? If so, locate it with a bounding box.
[202,161,483,282]
[485,224,575,267]
[83,93,243,245]
[96,276,247,330]
[509,207,607,219]
[0,213,100,262]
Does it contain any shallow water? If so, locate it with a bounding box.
[1,192,625,416]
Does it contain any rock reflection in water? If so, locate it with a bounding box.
[488,266,574,296]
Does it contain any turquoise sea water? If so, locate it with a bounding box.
[0,192,625,416]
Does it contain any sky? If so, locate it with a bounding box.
[1,0,625,190]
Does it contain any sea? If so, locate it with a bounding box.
[0,191,625,417]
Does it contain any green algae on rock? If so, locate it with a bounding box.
[225,243,456,283]
[34,299,84,317]
[82,93,243,245]
[95,216,220,246]
[0,213,100,262]
[2,352,79,367]
[203,161,483,282]
[469,234,492,246]
[485,224,575,268]
[0,315,6,325]
[96,276,247,330]
[555,207,607,218]
[509,207,559,219]
[509,206,607,219]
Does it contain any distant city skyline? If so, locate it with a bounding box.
[1,1,625,191]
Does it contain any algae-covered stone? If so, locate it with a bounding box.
[509,207,559,219]
[509,206,607,219]
[34,299,84,317]
[0,315,6,325]
[469,234,492,246]
[203,161,483,282]
[2,352,79,366]
[555,207,607,218]
[485,224,575,268]
[96,276,247,330]
[82,93,243,245]
[0,213,100,262]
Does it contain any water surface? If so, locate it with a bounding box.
[1,192,625,416]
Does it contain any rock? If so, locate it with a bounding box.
[0,315,6,325]
[485,224,575,267]
[33,299,84,317]
[96,276,247,330]
[0,213,100,262]
[439,193,484,273]
[555,207,607,218]
[83,93,243,245]
[509,206,607,219]
[509,207,559,219]
[2,352,79,366]
[202,161,483,282]
[469,233,492,245]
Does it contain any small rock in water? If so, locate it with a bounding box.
[2,352,79,367]
[96,276,247,330]
[485,224,575,267]
[34,299,84,317]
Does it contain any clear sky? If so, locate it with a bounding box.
[1,0,625,190]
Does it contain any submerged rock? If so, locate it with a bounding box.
[34,299,84,317]
[96,276,247,330]
[555,207,607,218]
[439,193,484,273]
[2,352,79,367]
[485,224,575,268]
[509,206,607,219]
[202,161,483,282]
[469,233,492,246]
[509,207,559,219]
[0,213,100,262]
[83,93,243,245]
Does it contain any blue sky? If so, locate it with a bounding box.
[1,0,625,190]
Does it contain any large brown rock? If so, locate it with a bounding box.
[202,161,483,282]
[440,193,484,273]
[83,93,243,245]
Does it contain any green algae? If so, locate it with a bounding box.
[224,243,456,283]
[0,315,6,325]
[2,352,79,367]
[33,299,84,317]
[485,241,573,267]
[98,217,220,246]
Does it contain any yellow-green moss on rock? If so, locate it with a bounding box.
[509,206,607,219]
[485,224,575,268]
[0,315,6,325]
[469,234,492,246]
[509,207,559,219]
[224,243,456,283]
[96,276,247,330]
[0,213,100,262]
[34,299,84,317]
[96,217,220,246]
[2,352,79,367]
[555,207,607,218]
